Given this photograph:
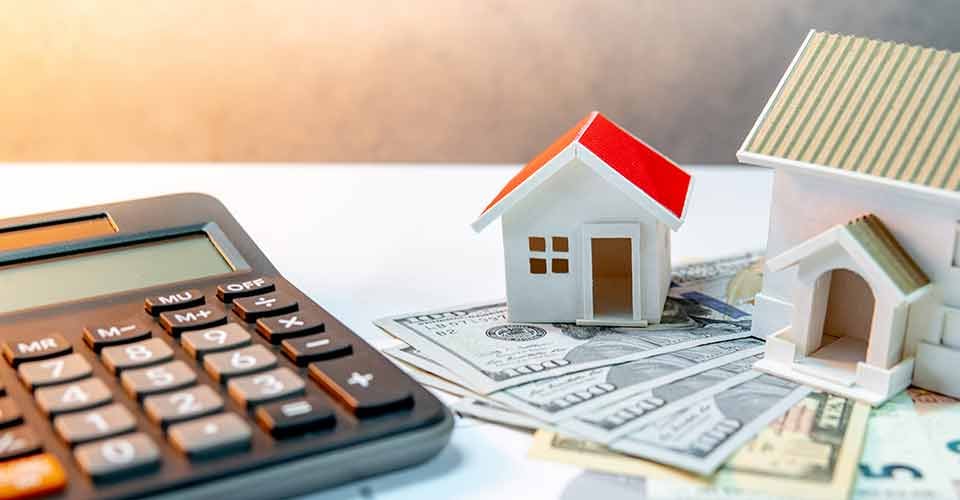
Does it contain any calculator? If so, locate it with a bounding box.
[0,193,453,499]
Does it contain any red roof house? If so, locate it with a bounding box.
[473,112,693,326]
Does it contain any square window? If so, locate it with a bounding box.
[530,258,547,274]
[529,237,546,252]
[552,236,569,252]
[552,258,569,273]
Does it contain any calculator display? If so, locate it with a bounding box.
[0,234,233,314]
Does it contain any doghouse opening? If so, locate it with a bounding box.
[800,269,875,385]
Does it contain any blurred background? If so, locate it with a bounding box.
[3,0,960,164]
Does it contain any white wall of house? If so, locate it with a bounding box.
[500,158,669,323]
[755,169,960,354]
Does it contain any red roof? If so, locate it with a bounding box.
[478,112,691,224]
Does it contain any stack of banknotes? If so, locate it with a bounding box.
[375,255,960,500]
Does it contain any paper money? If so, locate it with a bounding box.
[907,388,960,497]
[491,337,765,423]
[562,354,764,443]
[452,397,543,431]
[610,373,811,475]
[383,344,467,386]
[375,297,752,394]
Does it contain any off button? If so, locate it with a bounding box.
[217,277,275,302]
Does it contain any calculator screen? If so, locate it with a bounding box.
[0,234,233,314]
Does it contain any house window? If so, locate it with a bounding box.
[528,235,570,274]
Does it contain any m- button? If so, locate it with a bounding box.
[217,277,275,302]
[159,305,227,336]
[83,320,151,351]
[2,334,71,366]
[145,289,204,315]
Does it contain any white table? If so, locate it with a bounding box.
[0,164,773,499]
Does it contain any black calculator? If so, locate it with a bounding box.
[0,193,453,499]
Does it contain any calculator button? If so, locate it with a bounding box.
[202,345,277,382]
[18,353,92,389]
[0,453,67,498]
[143,385,224,426]
[83,320,151,352]
[181,324,251,359]
[0,398,21,428]
[232,293,298,322]
[121,361,197,399]
[281,334,352,365]
[2,334,71,366]
[217,277,275,302]
[169,413,251,459]
[101,338,174,374]
[227,367,305,407]
[158,306,227,336]
[144,289,205,315]
[74,432,160,481]
[255,396,335,438]
[256,311,325,343]
[0,426,40,460]
[308,356,414,417]
[35,378,112,416]
[54,403,137,445]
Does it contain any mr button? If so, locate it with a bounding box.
[309,355,413,417]
[2,334,71,366]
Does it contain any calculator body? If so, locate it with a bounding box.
[0,193,453,499]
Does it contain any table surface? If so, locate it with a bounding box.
[0,164,773,499]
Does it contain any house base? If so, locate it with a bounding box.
[755,327,913,406]
[575,318,649,327]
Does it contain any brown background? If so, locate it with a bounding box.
[3,1,960,163]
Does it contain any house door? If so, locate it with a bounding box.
[591,238,633,320]
[800,269,875,385]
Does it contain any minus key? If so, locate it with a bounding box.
[281,334,352,365]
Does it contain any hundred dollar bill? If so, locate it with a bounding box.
[610,373,811,475]
[561,354,763,443]
[452,397,543,431]
[907,388,960,498]
[491,337,765,423]
[383,344,466,386]
[375,297,752,394]
[670,252,764,312]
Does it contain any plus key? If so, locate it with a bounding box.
[309,354,413,417]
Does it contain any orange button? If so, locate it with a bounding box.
[0,453,67,499]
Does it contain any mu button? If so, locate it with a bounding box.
[144,289,204,315]
[2,334,71,367]
[308,355,413,417]
[159,306,227,336]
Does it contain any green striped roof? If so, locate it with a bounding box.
[743,31,960,191]
[844,214,929,294]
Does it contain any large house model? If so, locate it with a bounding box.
[472,112,693,326]
[739,30,960,404]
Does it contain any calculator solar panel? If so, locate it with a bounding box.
[0,194,453,499]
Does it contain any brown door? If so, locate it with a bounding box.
[591,237,633,319]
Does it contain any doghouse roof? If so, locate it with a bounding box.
[471,112,693,232]
[739,30,960,195]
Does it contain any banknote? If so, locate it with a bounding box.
[670,252,764,312]
[491,337,765,423]
[375,297,752,394]
[383,344,467,386]
[907,388,960,498]
[452,397,543,431]
[853,390,957,500]
[610,373,811,475]
[561,354,764,443]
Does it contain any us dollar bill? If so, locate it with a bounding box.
[452,397,543,431]
[609,373,811,475]
[491,337,765,423]
[375,296,752,394]
[906,388,960,498]
[560,353,764,443]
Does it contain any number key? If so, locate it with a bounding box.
[18,353,92,389]
[74,432,160,480]
[0,426,41,460]
[181,324,251,359]
[35,378,112,416]
[54,403,136,445]
[0,398,21,427]
[227,367,305,407]
[120,361,197,399]
[143,385,224,426]
[202,345,277,382]
[101,338,173,374]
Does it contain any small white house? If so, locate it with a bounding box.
[739,30,960,404]
[472,112,693,326]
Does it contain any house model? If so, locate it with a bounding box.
[739,30,960,404]
[472,112,693,326]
